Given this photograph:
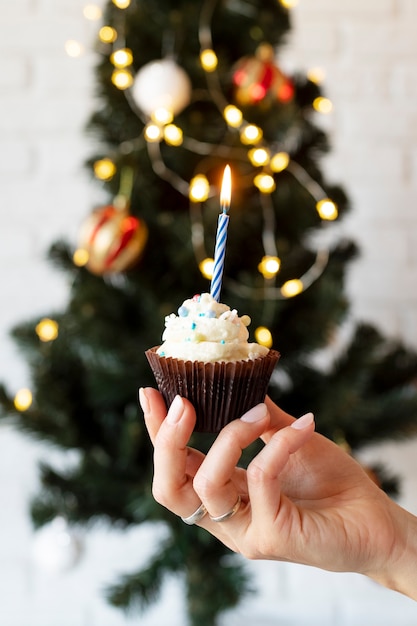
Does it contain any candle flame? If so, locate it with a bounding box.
[220,165,231,213]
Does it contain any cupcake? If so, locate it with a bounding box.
[145,293,280,433]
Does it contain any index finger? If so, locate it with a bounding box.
[139,387,167,444]
[151,395,207,519]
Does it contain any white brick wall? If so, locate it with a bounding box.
[1,1,417,624]
[285,0,417,351]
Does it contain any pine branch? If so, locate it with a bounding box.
[106,538,182,612]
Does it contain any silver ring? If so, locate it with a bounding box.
[181,502,208,525]
[209,495,242,523]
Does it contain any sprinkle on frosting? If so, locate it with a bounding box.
[156,292,268,363]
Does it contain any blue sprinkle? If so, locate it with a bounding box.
[160,351,166,356]
[178,306,189,317]
[191,322,197,330]
[220,340,225,344]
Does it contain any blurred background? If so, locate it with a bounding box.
[1,0,417,624]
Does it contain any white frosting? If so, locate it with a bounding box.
[156,293,268,363]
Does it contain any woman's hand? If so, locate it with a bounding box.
[140,387,417,600]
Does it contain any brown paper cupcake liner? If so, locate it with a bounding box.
[145,347,280,433]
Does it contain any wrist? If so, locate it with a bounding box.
[369,498,417,601]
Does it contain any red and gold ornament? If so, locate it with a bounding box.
[232,43,294,106]
[77,204,148,275]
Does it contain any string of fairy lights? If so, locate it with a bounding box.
[14,0,337,411]
[78,0,337,297]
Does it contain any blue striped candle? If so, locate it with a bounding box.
[210,165,231,302]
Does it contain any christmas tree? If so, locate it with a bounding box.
[2,0,417,624]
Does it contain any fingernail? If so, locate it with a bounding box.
[291,412,314,430]
[166,395,185,424]
[139,387,149,413]
[240,403,268,423]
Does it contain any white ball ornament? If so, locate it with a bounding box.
[131,58,192,117]
[32,516,83,574]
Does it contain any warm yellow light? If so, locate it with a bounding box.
[240,124,263,145]
[223,105,243,128]
[93,158,116,180]
[110,48,133,68]
[270,151,290,172]
[36,318,59,342]
[254,173,276,193]
[83,4,102,20]
[14,388,33,412]
[164,124,183,146]
[248,147,270,167]
[279,0,299,8]
[112,0,130,7]
[144,123,163,142]
[151,107,174,125]
[199,258,214,279]
[313,96,333,114]
[307,66,326,85]
[200,49,218,72]
[258,255,281,278]
[316,198,338,220]
[220,165,232,210]
[65,40,84,58]
[255,326,273,348]
[99,26,117,43]
[281,279,303,298]
[111,68,133,90]
[73,248,89,267]
[189,175,210,202]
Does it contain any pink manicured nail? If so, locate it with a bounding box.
[166,395,185,424]
[240,403,268,423]
[291,412,314,430]
[139,387,150,414]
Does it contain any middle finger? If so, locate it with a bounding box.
[193,403,269,519]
